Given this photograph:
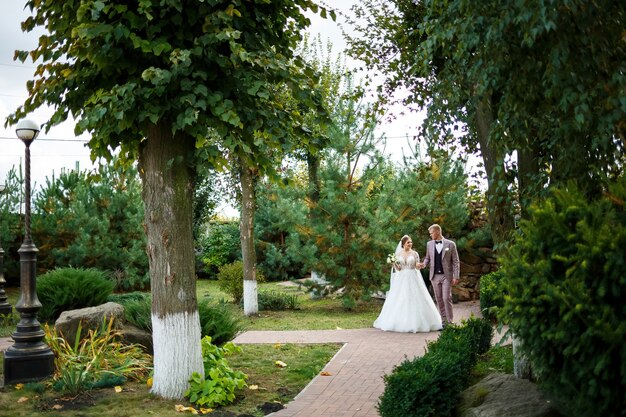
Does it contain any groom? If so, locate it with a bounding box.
[419,224,460,327]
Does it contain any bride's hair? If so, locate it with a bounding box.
[400,235,411,246]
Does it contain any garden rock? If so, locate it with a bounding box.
[119,323,153,353]
[457,373,562,417]
[54,302,125,343]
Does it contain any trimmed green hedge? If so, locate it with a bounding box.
[378,317,492,417]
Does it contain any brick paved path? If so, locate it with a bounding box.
[232,300,485,417]
[0,300,496,416]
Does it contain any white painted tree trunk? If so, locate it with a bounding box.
[139,123,203,399]
[513,334,533,380]
[151,311,203,398]
[239,162,258,315]
[243,280,258,316]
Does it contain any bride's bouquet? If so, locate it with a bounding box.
[386,253,397,264]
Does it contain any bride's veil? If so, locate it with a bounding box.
[394,239,403,257]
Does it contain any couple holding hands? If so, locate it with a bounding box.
[374,224,460,333]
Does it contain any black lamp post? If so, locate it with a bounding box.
[0,183,13,316]
[3,119,54,385]
[0,183,12,316]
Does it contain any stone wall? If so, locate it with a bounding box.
[451,200,499,302]
[454,247,498,302]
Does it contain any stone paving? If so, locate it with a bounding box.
[231,300,495,417]
[0,300,504,417]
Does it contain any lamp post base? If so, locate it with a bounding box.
[3,345,55,385]
[0,304,12,316]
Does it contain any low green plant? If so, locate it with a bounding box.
[198,299,242,346]
[378,317,493,417]
[113,293,240,345]
[256,290,300,311]
[37,267,115,322]
[118,293,153,333]
[217,261,266,304]
[478,270,505,322]
[185,336,248,408]
[44,318,152,395]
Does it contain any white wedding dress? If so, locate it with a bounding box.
[373,251,442,332]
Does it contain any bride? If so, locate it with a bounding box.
[373,235,442,332]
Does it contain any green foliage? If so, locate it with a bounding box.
[217,261,266,304]
[111,292,153,333]
[256,290,300,311]
[197,299,242,346]
[294,153,471,306]
[28,163,148,291]
[44,318,152,395]
[185,336,247,408]
[255,177,309,281]
[37,267,115,323]
[478,270,506,322]
[499,180,626,417]
[12,0,334,176]
[111,292,240,345]
[378,317,493,417]
[348,0,624,207]
[196,221,241,280]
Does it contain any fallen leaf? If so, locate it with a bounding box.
[249,385,259,390]
[335,326,343,330]
[175,404,199,414]
[273,343,282,349]
[275,360,287,368]
[114,386,123,393]
[199,408,214,414]
[52,404,64,410]
[17,397,29,403]
[147,377,153,388]
[320,371,332,376]
[15,384,24,390]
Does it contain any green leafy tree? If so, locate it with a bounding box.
[346,0,625,245]
[8,0,332,399]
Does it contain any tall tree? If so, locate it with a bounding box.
[346,0,625,244]
[9,0,331,399]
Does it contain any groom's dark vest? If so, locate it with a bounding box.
[434,243,444,274]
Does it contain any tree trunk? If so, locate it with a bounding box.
[517,141,542,219]
[307,151,320,209]
[139,122,203,399]
[239,161,258,315]
[474,95,514,246]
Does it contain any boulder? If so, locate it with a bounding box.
[120,324,153,353]
[54,302,125,343]
[457,373,562,417]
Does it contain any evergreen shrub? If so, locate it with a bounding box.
[37,267,115,323]
[378,317,493,417]
[500,181,626,417]
[198,299,241,346]
[217,261,266,304]
[478,270,506,322]
[256,290,300,311]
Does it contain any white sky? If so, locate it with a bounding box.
[0,1,424,191]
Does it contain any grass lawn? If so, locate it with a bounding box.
[0,342,340,417]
